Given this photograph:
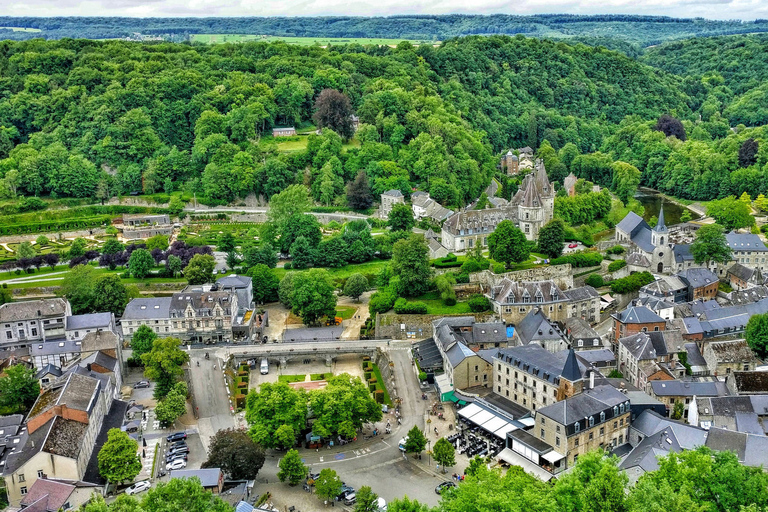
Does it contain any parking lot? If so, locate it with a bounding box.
[155,431,206,476]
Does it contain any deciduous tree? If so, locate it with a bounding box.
[202,428,265,480]
[391,235,431,297]
[155,382,187,426]
[248,264,280,304]
[537,219,566,258]
[245,382,307,449]
[131,325,157,361]
[347,171,373,210]
[706,196,755,231]
[0,364,40,411]
[290,269,337,326]
[277,449,307,486]
[92,274,129,316]
[308,373,382,439]
[353,486,380,512]
[487,220,529,267]
[128,248,154,279]
[746,313,768,359]
[313,89,354,140]
[60,264,97,314]
[97,429,142,484]
[141,337,189,400]
[388,203,414,232]
[433,437,456,472]
[343,273,369,301]
[183,254,215,285]
[691,224,732,267]
[404,425,427,456]
[315,468,343,503]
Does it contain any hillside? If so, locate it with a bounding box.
[0,15,767,47]
[0,36,696,208]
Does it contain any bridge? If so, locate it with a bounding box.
[220,339,397,368]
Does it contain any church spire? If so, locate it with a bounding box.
[653,205,667,232]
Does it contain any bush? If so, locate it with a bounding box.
[607,259,627,272]
[433,254,462,268]
[369,289,397,315]
[418,371,427,381]
[444,297,457,306]
[610,271,655,294]
[283,262,293,270]
[454,272,470,283]
[585,274,604,288]
[606,245,626,255]
[492,263,507,274]
[394,298,428,314]
[468,294,491,312]
[550,252,604,268]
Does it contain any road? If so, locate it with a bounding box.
[188,351,234,451]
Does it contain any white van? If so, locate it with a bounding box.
[260,358,269,375]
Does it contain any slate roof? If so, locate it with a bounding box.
[616,212,647,237]
[537,385,628,427]
[442,208,511,236]
[697,297,768,333]
[728,262,757,282]
[684,342,707,367]
[65,312,113,331]
[650,379,725,397]
[706,427,747,460]
[122,297,172,320]
[563,317,599,340]
[652,207,667,233]
[0,298,68,322]
[170,291,234,317]
[30,338,81,357]
[19,478,75,511]
[630,409,708,450]
[216,274,252,289]
[169,468,222,487]
[726,232,768,252]
[561,349,583,381]
[626,252,651,267]
[490,279,566,305]
[515,308,567,345]
[620,428,683,473]
[493,345,586,385]
[382,189,403,198]
[613,305,664,324]
[575,349,616,366]
[728,286,768,305]
[35,364,62,380]
[640,276,687,296]
[415,338,443,371]
[673,244,694,263]
[677,268,718,289]
[563,286,600,301]
[619,331,669,361]
[636,296,674,312]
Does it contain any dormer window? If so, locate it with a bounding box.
[588,416,594,427]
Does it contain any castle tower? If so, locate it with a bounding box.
[556,348,583,400]
[506,151,519,175]
[651,206,668,248]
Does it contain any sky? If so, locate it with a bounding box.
[2,0,767,20]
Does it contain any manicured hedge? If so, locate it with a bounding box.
[550,252,604,268]
[610,271,655,294]
[585,274,605,288]
[393,298,428,314]
[0,216,113,235]
[608,260,627,272]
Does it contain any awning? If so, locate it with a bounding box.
[458,400,468,406]
[445,392,459,404]
[470,410,494,425]
[542,451,566,463]
[458,403,483,420]
[481,416,508,434]
[493,423,518,439]
[497,448,555,481]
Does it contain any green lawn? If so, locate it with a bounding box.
[275,259,389,283]
[369,363,392,406]
[336,305,357,320]
[277,374,306,384]
[191,34,431,46]
[275,135,359,154]
[414,291,473,315]
[311,373,331,381]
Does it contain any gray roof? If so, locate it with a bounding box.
[30,338,81,357]
[650,379,725,397]
[537,385,628,426]
[677,268,718,289]
[673,244,694,263]
[515,308,567,345]
[169,468,222,487]
[216,274,251,289]
[81,330,119,355]
[630,409,708,450]
[65,312,113,331]
[493,344,586,385]
[705,427,747,460]
[560,349,582,382]
[652,206,667,233]
[122,297,172,320]
[726,232,768,252]
[0,298,68,322]
[619,331,669,361]
[728,262,756,282]
[35,363,62,379]
[490,280,566,306]
[563,317,599,341]
[640,276,686,296]
[382,189,403,198]
[563,286,600,302]
[575,349,616,365]
[697,298,768,333]
[169,291,234,317]
[684,343,707,367]
[620,428,682,473]
[445,340,478,368]
[636,296,674,312]
[617,211,651,240]
[613,305,664,324]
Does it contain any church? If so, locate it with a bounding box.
[615,208,674,273]
[440,159,555,252]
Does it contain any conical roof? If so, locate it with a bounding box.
[561,348,582,382]
[653,206,668,232]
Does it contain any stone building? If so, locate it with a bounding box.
[535,384,631,467]
[379,189,404,219]
[615,208,674,274]
[617,331,685,392]
[611,305,666,346]
[168,290,237,344]
[677,268,719,301]
[492,345,585,412]
[702,339,761,377]
[410,192,453,223]
[0,299,71,352]
[120,214,172,239]
[728,263,766,291]
[441,160,554,251]
[487,279,600,325]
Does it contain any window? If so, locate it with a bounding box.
[474,365,478,371]
[31,328,37,337]
[589,432,593,440]
[588,416,594,427]
[600,427,605,436]
[20,487,27,496]
[18,474,25,483]
[574,438,579,447]
[37,470,44,478]
[600,412,605,423]
[541,429,545,438]
[556,436,560,446]
[574,423,580,433]
[619,403,625,414]
[614,421,618,429]
[5,331,11,339]
[497,386,501,393]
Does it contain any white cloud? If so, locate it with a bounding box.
[3,0,768,21]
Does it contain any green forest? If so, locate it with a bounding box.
[0,32,768,208]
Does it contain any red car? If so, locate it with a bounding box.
[568,243,578,248]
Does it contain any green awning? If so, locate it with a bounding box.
[457,400,468,406]
[444,391,459,403]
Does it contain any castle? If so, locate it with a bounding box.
[440,159,554,252]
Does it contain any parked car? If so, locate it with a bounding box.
[134,380,150,389]
[435,481,457,494]
[343,493,357,506]
[169,440,187,449]
[167,446,190,457]
[336,487,355,501]
[166,453,188,463]
[167,432,187,442]
[166,458,186,471]
[125,481,151,495]
[568,243,578,248]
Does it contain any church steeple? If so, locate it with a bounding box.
[653,206,667,233]
[651,205,668,248]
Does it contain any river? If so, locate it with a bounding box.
[634,187,700,225]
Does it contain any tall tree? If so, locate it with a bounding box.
[92,274,129,316]
[277,449,307,486]
[131,325,158,361]
[537,219,566,259]
[391,235,432,297]
[202,428,266,480]
[691,224,732,267]
[155,382,187,426]
[343,273,369,302]
[739,138,759,168]
[308,373,382,439]
[353,486,380,512]
[16,241,36,260]
[280,214,322,254]
[59,264,97,314]
[612,161,642,204]
[146,234,170,251]
[290,269,337,326]
[245,382,307,449]
[97,429,142,484]
[706,196,755,230]
[388,203,414,232]
[267,184,312,238]
[141,475,232,512]
[0,364,40,411]
[403,426,427,456]
[243,243,278,269]
[313,89,355,140]
[487,220,530,268]
[141,337,189,400]
[247,264,280,304]
[128,248,154,279]
[654,114,686,140]
[315,469,343,504]
[347,171,373,210]
[183,254,215,285]
[746,313,768,359]
[433,437,456,472]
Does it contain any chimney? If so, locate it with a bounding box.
[590,371,595,390]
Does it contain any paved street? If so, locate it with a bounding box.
[188,351,234,451]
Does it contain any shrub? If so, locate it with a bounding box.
[606,245,626,255]
[454,272,470,283]
[369,289,397,315]
[610,271,655,294]
[468,294,491,312]
[394,298,428,314]
[585,274,604,288]
[433,254,462,268]
[418,371,427,381]
[550,252,604,268]
[444,297,457,306]
[607,260,627,272]
[492,263,507,274]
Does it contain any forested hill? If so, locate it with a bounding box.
[641,33,768,127]
[0,15,767,47]
[0,36,692,207]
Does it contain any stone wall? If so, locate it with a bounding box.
[470,265,574,290]
[0,228,108,244]
[375,312,494,340]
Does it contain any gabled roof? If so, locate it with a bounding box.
[563,286,600,301]
[382,189,403,197]
[122,297,172,320]
[620,428,682,473]
[65,312,113,331]
[493,345,586,385]
[619,331,669,361]
[515,308,567,346]
[629,409,708,450]
[0,298,68,322]
[650,379,724,397]
[706,339,760,364]
[216,274,252,289]
[35,364,62,380]
[673,244,694,263]
[537,385,627,427]
[616,212,648,237]
[726,232,768,252]
[169,291,234,316]
[728,262,756,282]
[613,305,664,324]
[19,478,75,511]
[677,268,718,289]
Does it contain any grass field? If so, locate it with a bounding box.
[190,34,430,46]
[414,291,473,315]
[275,136,360,153]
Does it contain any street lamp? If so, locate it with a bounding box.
[427,440,431,466]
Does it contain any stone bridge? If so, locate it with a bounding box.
[225,340,391,369]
